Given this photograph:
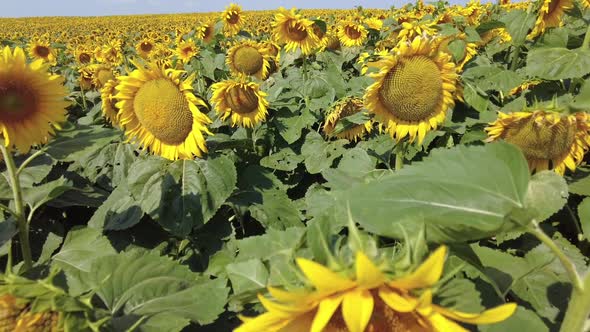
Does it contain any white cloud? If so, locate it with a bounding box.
[184,0,200,8]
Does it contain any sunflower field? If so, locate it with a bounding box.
[1,0,590,330]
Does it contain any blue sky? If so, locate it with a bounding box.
[1,0,462,18]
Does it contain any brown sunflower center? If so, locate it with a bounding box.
[78,53,91,64]
[0,83,37,122]
[140,42,153,53]
[286,22,309,41]
[232,46,264,75]
[313,24,326,39]
[203,25,213,39]
[325,297,431,332]
[345,25,362,40]
[378,55,443,122]
[227,12,240,24]
[502,113,576,160]
[224,85,259,115]
[133,78,193,145]
[34,46,50,58]
[548,0,561,14]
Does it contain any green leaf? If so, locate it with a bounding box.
[523,171,568,222]
[45,125,121,162]
[249,190,303,229]
[570,77,590,111]
[226,258,269,295]
[88,183,143,231]
[260,147,304,171]
[434,277,484,313]
[236,227,305,261]
[336,142,530,242]
[52,227,116,295]
[301,131,347,174]
[578,197,590,238]
[463,66,523,94]
[525,47,590,80]
[17,153,54,188]
[0,220,17,248]
[462,80,489,112]
[501,10,535,45]
[88,250,229,328]
[322,148,376,189]
[448,39,466,63]
[568,173,590,195]
[22,177,73,213]
[274,108,316,144]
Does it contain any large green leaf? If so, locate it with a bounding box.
[525,47,590,80]
[500,10,535,45]
[45,125,121,162]
[87,250,228,330]
[22,177,73,214]
[335,143,531,242]
[301,131,347,174]
[88,183,143,231]
[523,171,568,222]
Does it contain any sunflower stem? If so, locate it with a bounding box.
[302,54,310,109]
[582,24,590,49]
[559,270,590,332]
[0,144,33,272]
[16,149,45,177]
[395,150,404,170]
[529,219,583,292]
[509,45,520,71]
[80,86,88,111]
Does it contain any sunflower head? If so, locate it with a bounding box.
[74,45,93,65]
[528,0,574,39]
[236,237,517,332]
[337,19,369,47]
[272,7,320,55]
[323,97,373,141]
[197,22,215,43]
[226,41,271,80]
[136,38,156,59]
[364,36,458,145]
[0,294,61,332]
[114,62,212,160]
[175,39,199,64]
[486,109,590,174]
[0,46,68,153]
[27,38,57,65]
[210,79,269,128]
[90,64,116,89]
[222,3,243,37]
[101,78,119,126]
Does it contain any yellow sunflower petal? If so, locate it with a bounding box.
[433,303,517,325]
[342,289,374,332]
[296,258,355,293]
[311,295,344,332]
[389,246,447,289]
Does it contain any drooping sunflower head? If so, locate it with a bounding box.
[337,19,369,47]
[221,3,243,37]
[114,62,212,160]
[226,40,271,80]
[0,46,68,154]
[101,78,120,126]
[272,7,320,55]
[323,97,373,141]
[210,79,269,128]
[528,0,574,39]
[364,36,458,144]
[175,38,200,64]
[485,110,590,174]
[478,27,512,46]
[397,20,437,43]
[236,245,517,332]
[27,38,57,65]
[365,17,384,31]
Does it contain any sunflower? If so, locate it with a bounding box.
[398,21,438,43]
[100,78,119,126]
[197,22,215,44]
[478,28,512,46]
[580,0,590,8]
[364,37,458,144]
[78,66,95,91]
[73,45,93,65]
[337,20,368,47]
[136,38,156,59]
[0,46,68,153]
[114,62,212,160]
[507,79,542,96]
[0,294,61,332]
[364,17,384,31]
[272,7,320,55]
[99,40,124,66]
[323,97,373,141]
[222,3,244,37]
[90,64,116,89]
[528,0,574,39]
[485,110,590,174]
[210,79,269,128]
[226,41,271,80]
[27,38,57,66]
[175,39,199,64]
[236,246,517,332]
